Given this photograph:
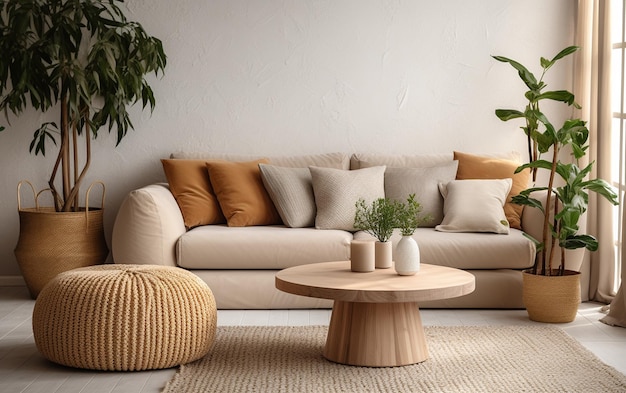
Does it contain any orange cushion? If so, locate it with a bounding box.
[205,159,282,227]
[161,159,226,228]
[453,151,531,230]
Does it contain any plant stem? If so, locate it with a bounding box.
[72,122,78,211]
[541,144,559,275]
[549,195,559,276]
[63,108,91,212]
[60,97,71,210]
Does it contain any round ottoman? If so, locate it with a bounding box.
[32,264,217,371]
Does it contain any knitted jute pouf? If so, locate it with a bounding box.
[32,264,217,371]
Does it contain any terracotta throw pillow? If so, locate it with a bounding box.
[205,159,282,227]
[454,151,530,230]
[161,159,226,229]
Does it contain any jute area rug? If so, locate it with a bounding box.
[163,325,626,393]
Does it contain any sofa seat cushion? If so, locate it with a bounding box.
[177,225,351,269]
[354,228,535,270]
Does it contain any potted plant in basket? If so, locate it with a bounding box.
[0,0,167,298]
[354,197,397,268]
[493,46,619,322]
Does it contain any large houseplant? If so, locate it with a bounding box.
[0,0,167,297]
[493,46,619,322]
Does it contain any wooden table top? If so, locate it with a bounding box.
[275,261,475,303]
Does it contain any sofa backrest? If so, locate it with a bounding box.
[350,153,453,169]
[170,151,351,169]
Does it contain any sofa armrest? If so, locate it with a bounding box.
[520,190,548,245]
[112,183,185,267]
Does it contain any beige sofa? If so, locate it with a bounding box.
[112,151,565,309]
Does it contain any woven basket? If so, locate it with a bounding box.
[14,181,109,298]
[522,270,581,323]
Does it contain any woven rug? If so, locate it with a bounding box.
[163,325,626,393]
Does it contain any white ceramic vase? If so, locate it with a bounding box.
[394,235,420,276]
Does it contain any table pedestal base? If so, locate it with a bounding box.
[323,301,429,367]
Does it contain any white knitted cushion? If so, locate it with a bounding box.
[309,166,385,231]
[259,164,316,228]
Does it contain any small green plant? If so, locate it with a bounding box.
[354,194,427,240]
[395,194,427,236]
[354,198,397,242]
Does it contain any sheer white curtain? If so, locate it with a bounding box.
[575,0,626,327]
[602,195,626,327]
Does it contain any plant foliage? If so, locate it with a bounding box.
[493,46,618,275]
[395,194,426,236]
[354,194,427,241]
[0,0,166,211]
[354,198,398,242]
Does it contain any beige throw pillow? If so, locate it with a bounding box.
[309,166,386,231]
[259,164,316,228]
[435,179,512,234]
[384,161,459,227]
[454,151,530,230]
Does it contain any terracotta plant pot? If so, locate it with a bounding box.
[522,269,581,323]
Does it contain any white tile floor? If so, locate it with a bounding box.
[1,285,625,393]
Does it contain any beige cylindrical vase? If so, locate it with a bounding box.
[350,240,375,272]
[375,241,393,269]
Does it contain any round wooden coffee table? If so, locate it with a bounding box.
[275,261,475,367]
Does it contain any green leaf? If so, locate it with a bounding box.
[495,109,525,121]
[551,46,579,62]
[560,234,598,251]
[536,90,577,106]
[29,122,57,156]
[492,55,539,90]
[510,193,545,212]
[583,178,620,205]
[517,160,554,172]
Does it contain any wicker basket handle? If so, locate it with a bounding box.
[17,180,105,216]
[85,181,106,212]
[84,181,105,231]
[16,180,52,211]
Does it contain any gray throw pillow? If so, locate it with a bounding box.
[384,161,459,227]
[259,164,316,228]
[309,166,386,231]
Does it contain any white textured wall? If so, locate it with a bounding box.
[0,0,575,277]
